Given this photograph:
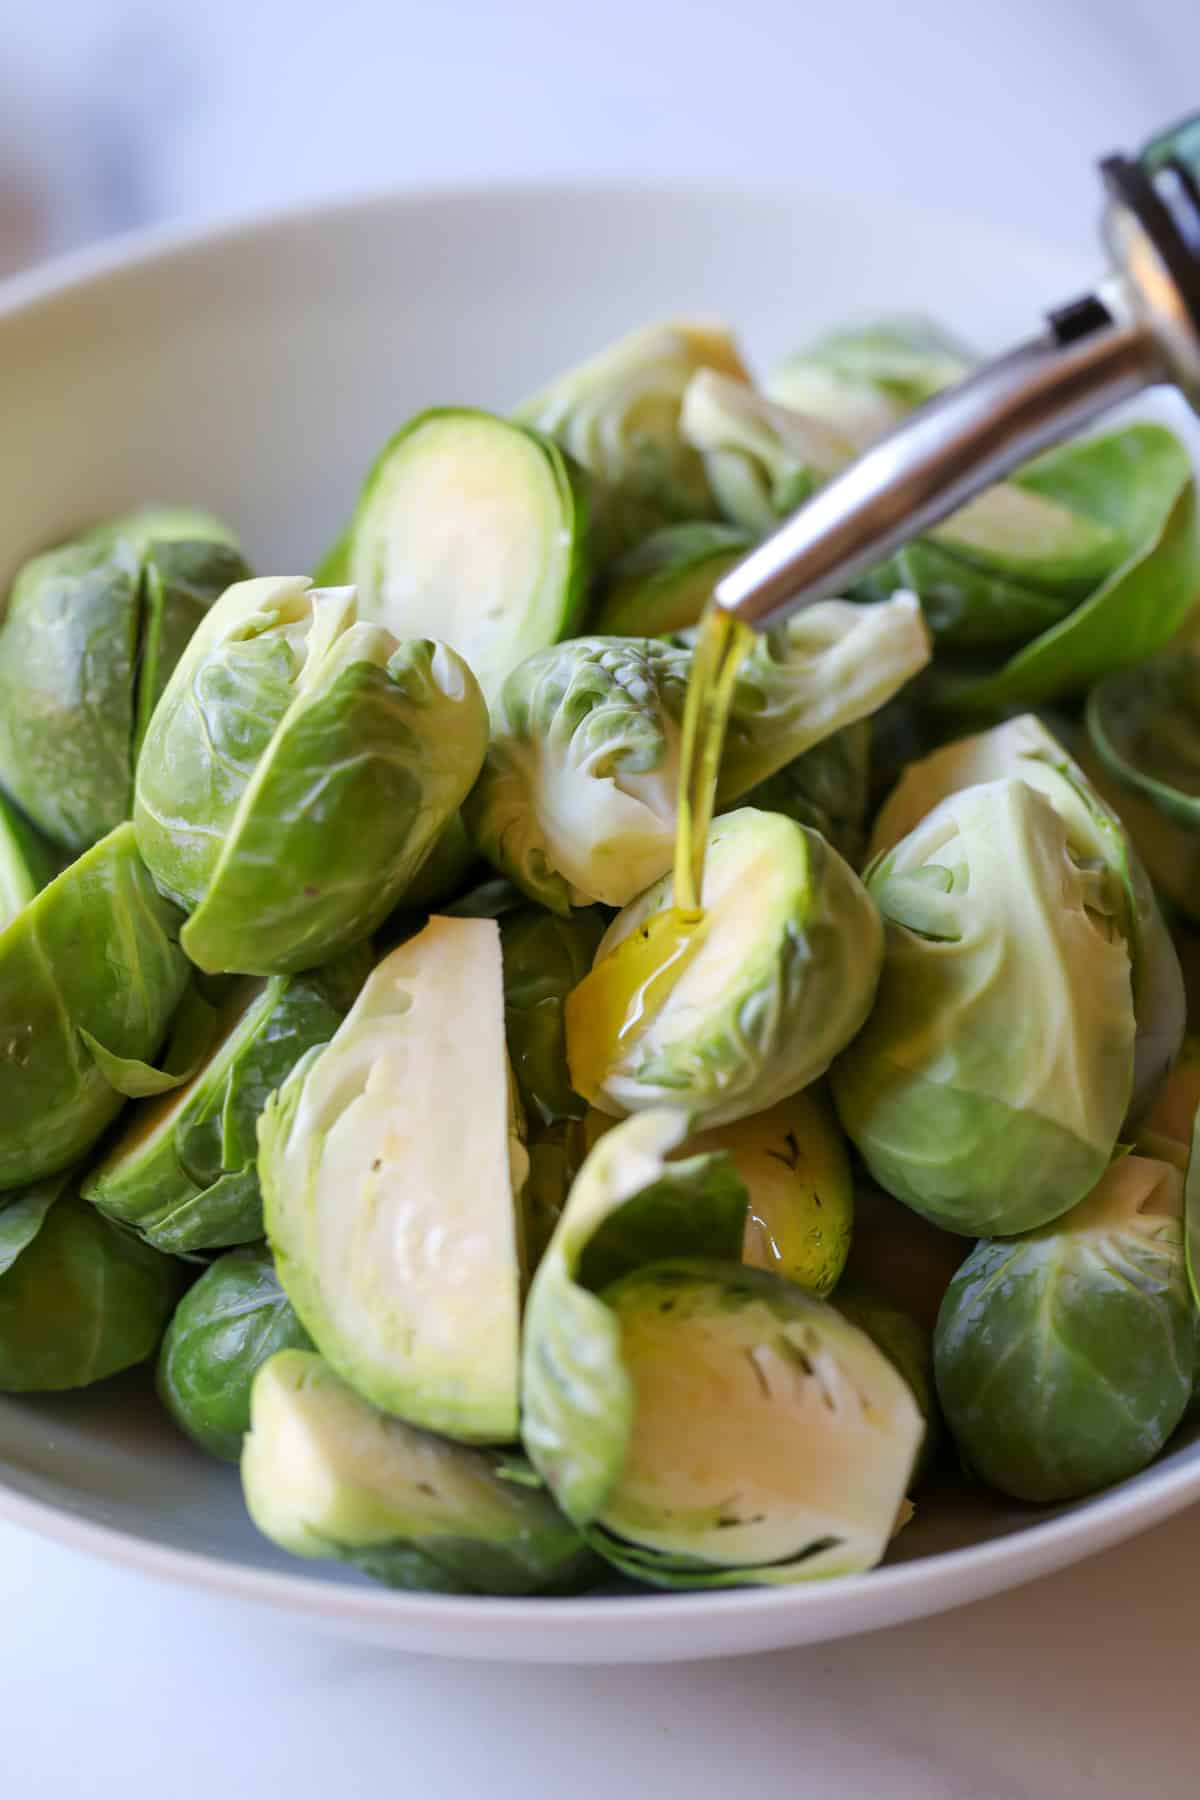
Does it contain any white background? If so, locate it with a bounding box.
[4,3,1200,1794]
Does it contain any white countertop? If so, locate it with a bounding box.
[2,1501,1197,1798]
[4,3,1200,1793]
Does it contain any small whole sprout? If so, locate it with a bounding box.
[465,593,929,912]
[157,1244,313,1461]
[515,319,751,560]
[935,1152,1194,1502]
[134,577,489,974]
[568,809,882,1130]
[521,1110,922,1585]
[242,1350,596,1596]
[0,822,189,1189]
[0,1173,182,1392]
[260,918,528,1443]
[0,509,248,851]
[833,778,1136,1237]
[593,522,754,638]
[317,409,589,710]
[82,971,348,1253]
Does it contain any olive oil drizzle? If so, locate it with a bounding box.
[565,601,754,1103]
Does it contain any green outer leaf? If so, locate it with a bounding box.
[520,1109,747,1525]
[0,538,141,850]
[0,1188,182,1392]
[0,1174,70,1277]
[593,523,753,637]
[157,1244,313,1461]
[854,539,1082,649]
[241,1350,597,1595]
[933,425,1200,710]
[180,633,488,975]
[0,791,58,933]
[500,907,608,1126]
[82,973,343,1253]
[0,822,188,1189]
[1087,650,1200,831]
[78,1029,197,1099]
[934,1153,1193,1502]
[134,537,252,759]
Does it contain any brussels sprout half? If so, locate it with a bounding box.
[0,822,189,1189]
[500,906,608,1127]
[134,577,488,974]
[243,1350,595,1596]
[465,593,928,912]
[82,972,345,1252]
[521,1111,922,1585]
[515,319,750,560]
[935,1152,1193,1502]
[593,522,753,637]
[0,1173,182,1392]
[261,918,528,1443]
[323,409,588,710]
[158,1244,313,1461]
[870,714,1184,1125]
[568,808,881,1130]
[0,510,247,852]
[833,779,1136,1237]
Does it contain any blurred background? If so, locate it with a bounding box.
[2,0,1199,281]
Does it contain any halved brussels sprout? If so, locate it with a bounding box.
[82,972,346,1252]
[0,1173,182,1391]
[870,714,1184,1124]
[320,410,588,709]
[157,1244,313,1461]
[738,722,871,868]
[243,1350,595,1595]
[679,373,851,533]
[935,1152,1193,1502]
[0,510,247,851]
[567,808,881,1130]
[260,918,527,1443]
[521,1111,921,1585]
[593,522,753,638]
[134,577,488,974]
[0,791,56,931]
[765,317,972,445]
[833,778,1136,1236]
[499,906,608,1126]
[465,593,928,912]
[687,1089,853,1296]
[0,822,189,1189]
[515,319,750,560]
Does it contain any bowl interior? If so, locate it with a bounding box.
[1,181,1198,1661]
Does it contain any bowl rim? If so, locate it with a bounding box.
[0,176,1192,1652]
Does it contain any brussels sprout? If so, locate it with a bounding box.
[833,778,1136,1236]
[592,523,753,637]
[687,1089,853,1296]
[515,319,750,560]
[935,1152,1193,1502]
[567,808,882,1130]
[321,410,588,709]
[765,317,972,446]
[834,1285,938,1479]
[82,973,345,1252]
[465,593,929,912]
[261,918,528,1443]
[242,1350,595,1595]
[134,577,488,974]
[0,510,247,851]
[500,906,608,1126]
[842,1181,967,1335]
[157,1244,313,1460]
[0,791,57,930]
[521,1110,921,1585]
[679,373,851,533]
[0,1174,182,1391]
[931,424,1200,706]
[737,722,871,868]
[870,714,1184,1124]
[0,822,188,1189]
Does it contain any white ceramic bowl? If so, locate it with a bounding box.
[1,183,1198,1664]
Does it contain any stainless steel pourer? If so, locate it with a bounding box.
[714,113,1200,628]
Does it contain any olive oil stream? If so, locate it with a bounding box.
[566,602,754,1100]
